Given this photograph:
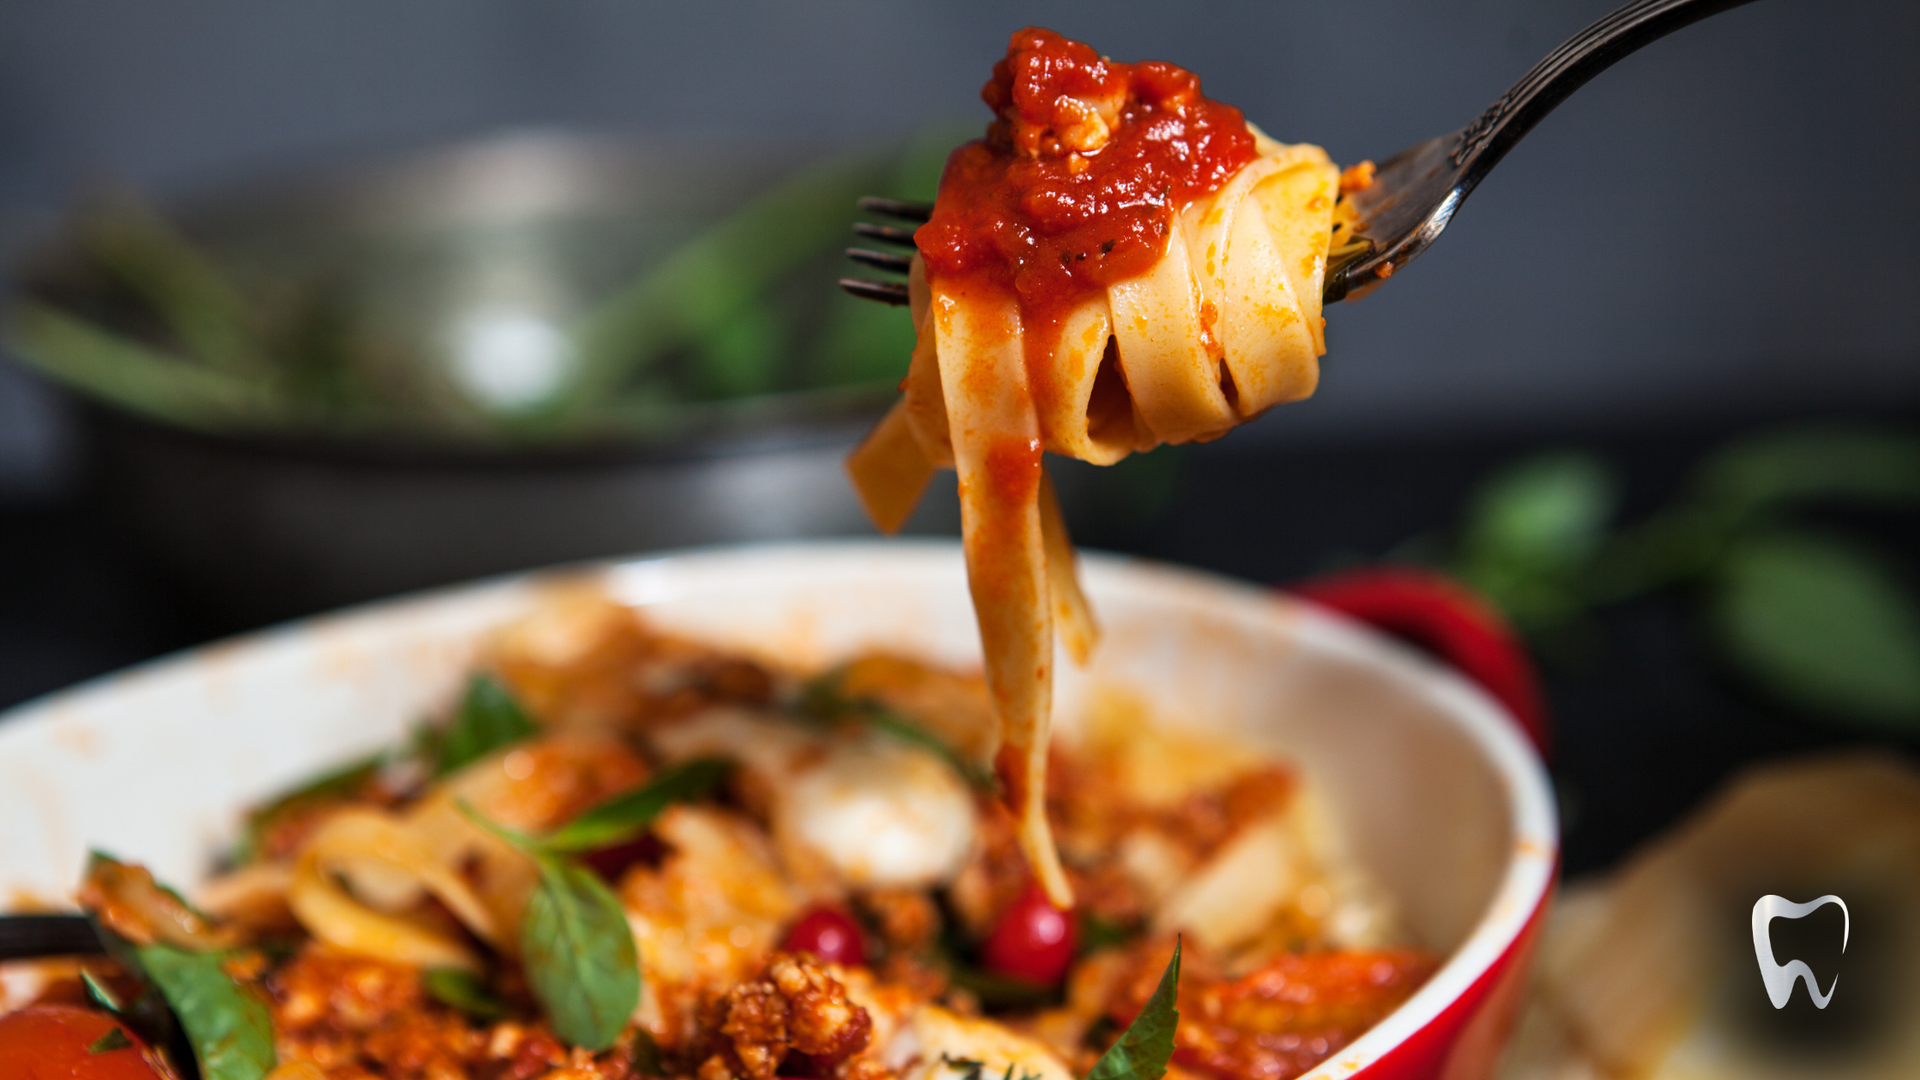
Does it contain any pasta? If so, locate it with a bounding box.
[0,31,1447,1080]
[847,28,1348,907]
[15,599,1432,1080]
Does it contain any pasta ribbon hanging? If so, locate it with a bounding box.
[845,28,1342,908]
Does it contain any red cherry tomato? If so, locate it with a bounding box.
[981,881,1077,985]
[781,906,866,967]
[0,1004,164,1080]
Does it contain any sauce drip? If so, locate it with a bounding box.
[917,27,1259,333]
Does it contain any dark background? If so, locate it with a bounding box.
[1,0,1916,877]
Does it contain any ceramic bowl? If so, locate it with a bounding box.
[0,541,1556,1080]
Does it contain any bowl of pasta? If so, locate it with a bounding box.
[0,540,1554,1080]
[0,27,1561,1080]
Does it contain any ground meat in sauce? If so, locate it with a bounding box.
[856,888,942,953]
[270,947,636,1080]
[692,954,874,1080]
[916,27,1259,334]
[38,613,1434,1080]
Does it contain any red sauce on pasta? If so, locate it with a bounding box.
[917,28,1259,330]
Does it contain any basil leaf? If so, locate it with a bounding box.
[1086,939,1181,1080]
[540,758,730,854]
[423,967,508,1021]
[88,1026,133,1054]
[453,800,546,851]
[438,675,538,776]
[455,802,643,1051]
[1696,426,1920,517]
[521,854,641,1052]
[1712,532,1920,730]
[1456,452,1616,629]
[88,921,188,1062]
[1464,453,1616,571]
[137,943,276,1080]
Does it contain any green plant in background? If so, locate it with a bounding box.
[1442,426,1920,733]
[3,124,973,445]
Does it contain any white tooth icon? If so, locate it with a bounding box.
[1751,894,1849,1009]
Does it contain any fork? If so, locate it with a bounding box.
[841,0,1758,307]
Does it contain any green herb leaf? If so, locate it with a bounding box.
[423,967,509,1021]
[87,919,188,1060]
[521,854,642,1052]
[453,800,547,852]
[1455,452,1617,629]
[5,303,282,432]
[1463,453,1616,569]
[565,151,889,412]
[77,196,258,376]
[691,300,784,399]
[940,963,1059,1008]
[87,1026,133,1054]
[1077,913,1138,956]
[1696,426,1920,517]
[437,675,538,776]
[541,758,731,853]
[454,802,644,1050]
[136,943,276,1080]
[809,291,920,386]
[1085,939,1181,1080]
[1712,531,1920,730]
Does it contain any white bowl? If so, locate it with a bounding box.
[0,541,1556,1080]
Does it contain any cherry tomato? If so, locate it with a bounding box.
[0,1003,164,1080]
[981,881,1077,985]
[781,906,866,967]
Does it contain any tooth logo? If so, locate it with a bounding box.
[1752,894,1849,1009]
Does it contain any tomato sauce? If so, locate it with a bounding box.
[917,28,1259,334]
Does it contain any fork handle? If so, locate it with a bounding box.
[0,913,105,961]
[1451,0,1761,183]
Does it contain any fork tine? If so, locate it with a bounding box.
[854,222,919,248]
[840,278,911,306]
[857,196,933,223]
[847,247,913,274]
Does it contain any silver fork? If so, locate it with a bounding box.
[841,0,1758,307]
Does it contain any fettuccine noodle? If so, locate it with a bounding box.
[287,807,503,972]
[846,28,1345,906]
